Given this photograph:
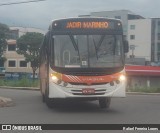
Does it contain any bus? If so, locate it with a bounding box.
[39,17,128,109]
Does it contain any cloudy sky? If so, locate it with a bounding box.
[0,0,160,30]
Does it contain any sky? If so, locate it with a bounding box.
[0,0,160,30]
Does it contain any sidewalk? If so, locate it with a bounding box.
[0,86,39,91]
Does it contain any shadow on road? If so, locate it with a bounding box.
[45,99,121,114]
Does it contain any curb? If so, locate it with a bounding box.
[0,86,39,91]
[127,92,160,95]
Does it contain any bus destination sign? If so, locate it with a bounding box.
[51,18,121,32]
[66,21,109,29]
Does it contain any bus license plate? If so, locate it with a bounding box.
[82,88,95,95]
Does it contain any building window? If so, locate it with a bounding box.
[130,35,135,40]
[158,21,160,26]
[0,59,4,67]
[8,45,16,51]
[130,25,135,30]
[8,60,16,67]
[158,33,160,40]
[19,61,27,67]
[158,52,160,61]
[115,16,121,19]
[158,43,160,51]
[123,25,128,32]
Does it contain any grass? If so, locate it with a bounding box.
[0,77,39,87]
[128,87,160,93]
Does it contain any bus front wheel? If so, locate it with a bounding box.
[99,97,111,109]
[42,94,45,103]
[45,89,54,108]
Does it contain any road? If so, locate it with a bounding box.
[0,88,160,132]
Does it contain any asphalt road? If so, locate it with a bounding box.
[0,88,160,133]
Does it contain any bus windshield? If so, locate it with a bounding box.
[52,34,123,68]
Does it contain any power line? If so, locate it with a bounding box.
[0,0,47,6]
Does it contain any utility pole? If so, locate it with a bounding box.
[130,44,136,58]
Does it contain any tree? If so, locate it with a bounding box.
[16,32,44,79]
[0,23,9,65]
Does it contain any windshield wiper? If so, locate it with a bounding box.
[92,38,99,60]
[96,34,106,52]
[93,35,106,59]
[69,35,80,61]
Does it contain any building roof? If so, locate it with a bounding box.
[10,27,45,37]
[91,10,134,14]
[125,65,160,76]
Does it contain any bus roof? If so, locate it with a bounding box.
[50,17,122,24]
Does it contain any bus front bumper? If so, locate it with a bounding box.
[48,81,126,98]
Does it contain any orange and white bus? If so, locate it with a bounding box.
[39,17,128,109]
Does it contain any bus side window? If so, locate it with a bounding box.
[50,36,54,65]
[40,45,46,64]
[40,37,48,64]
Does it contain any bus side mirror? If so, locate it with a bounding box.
[124,40,129,53]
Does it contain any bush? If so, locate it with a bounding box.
[0,79,5,86]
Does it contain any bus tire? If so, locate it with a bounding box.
[45,89,54,108]
[42,94,45,103]
[99,97,111,109]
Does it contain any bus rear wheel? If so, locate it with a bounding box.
[99,97,111,109]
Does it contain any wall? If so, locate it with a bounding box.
[128,19,152,61]
[127,76,160,88]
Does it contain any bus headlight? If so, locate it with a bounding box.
[50,73,62,84]
[51,75,58,81]
[119,74,126,81]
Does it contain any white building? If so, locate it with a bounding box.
[80,10,144,39]
[128,18,160,64]
[128,19,151,61]
[80,10,160,65]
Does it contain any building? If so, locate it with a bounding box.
[3,27,45,78]
[8,27,45,38]
[128,18,160,64]
[128,19,151,63]
[80,10,144,39]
